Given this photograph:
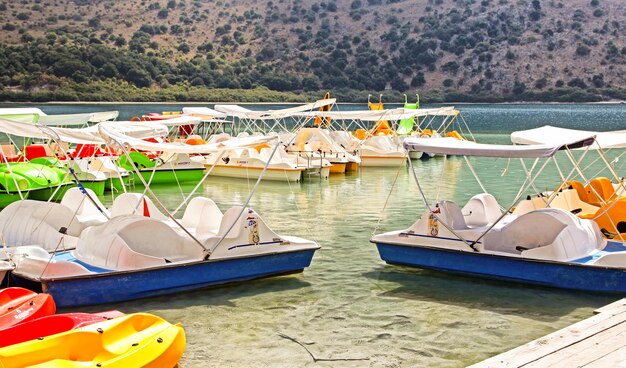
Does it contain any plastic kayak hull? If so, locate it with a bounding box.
[0,313,185,368]
[0,311,124,348]
[0,287,56,329]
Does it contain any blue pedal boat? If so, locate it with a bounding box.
[372,136,626,293]
[6,194,319,307]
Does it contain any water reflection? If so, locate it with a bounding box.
[20,113,621,366]
[365,266,615,323]
[95,154,619,367]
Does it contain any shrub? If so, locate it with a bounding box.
[534,77,548,89]
[512,81,526,94]
[576,44,590,56]
[567,78,587,88]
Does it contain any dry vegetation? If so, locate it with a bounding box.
[1,0,625,101]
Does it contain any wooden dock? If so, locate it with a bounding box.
[470,298,626,368]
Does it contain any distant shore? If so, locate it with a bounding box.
[1,100,625,105]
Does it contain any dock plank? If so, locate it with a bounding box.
[525,321,626,367]
[470,298,626,368]
[583,345,626,368]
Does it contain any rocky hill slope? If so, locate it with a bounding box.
[1,0,624,101]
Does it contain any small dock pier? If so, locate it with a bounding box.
[470,298,626,368]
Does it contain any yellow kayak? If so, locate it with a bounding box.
[0,313,185,368]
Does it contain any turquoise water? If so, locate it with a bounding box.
[5,101,626,132]
[3,103,626,367]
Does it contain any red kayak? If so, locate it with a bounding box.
[0,287,56,329]
[0,310,124,348]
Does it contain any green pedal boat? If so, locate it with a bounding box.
[0,162,73,207]
[117,151,205,185]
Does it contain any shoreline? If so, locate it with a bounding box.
[0,100,625,105]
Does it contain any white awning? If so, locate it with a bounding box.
[511,125,626,149]
[292,106,458,121]
[0,108,118,126]
[0,119,168,144]
[98,122,272,153]
[215,98,336,120]
[403,136,595,158]
[142,116,202,127]
[182,107,227,118]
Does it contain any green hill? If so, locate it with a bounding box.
[1,0,625,102]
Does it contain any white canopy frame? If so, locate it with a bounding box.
[513,126,626,236]
[403,136,597,251]
[215,99,337,134]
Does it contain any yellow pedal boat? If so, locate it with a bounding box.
[0,313,185,368]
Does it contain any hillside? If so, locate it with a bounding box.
[0,0,625,102]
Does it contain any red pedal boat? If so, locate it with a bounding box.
[0,310,124,348]
[0,287,56,329]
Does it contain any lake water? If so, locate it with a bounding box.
[3,102,625,367]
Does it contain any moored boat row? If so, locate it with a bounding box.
[0,103,625,367]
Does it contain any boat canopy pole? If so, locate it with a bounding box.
[104,135,210,255]
[470,156,554,247]
[372,157,407,237]
[462,156,489,198]
[37,125,110,219]
[518,158,545,203]
[597,146,626,194]
[208,142,281,256]
[435,154,448,201]
[458,114,476,142]
[543,146,592,208]
[0,138,24,201]
[582,145,626,229]
[407,157,478,252]
[171,150,225,216]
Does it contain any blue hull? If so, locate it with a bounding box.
[375,242,626,293]
[12,249,317,307]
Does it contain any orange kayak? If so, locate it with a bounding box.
[0,287,56,329]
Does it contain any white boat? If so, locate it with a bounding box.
[1,122,321,306]
[7,192,319,306]
[511,125,626,240]
[358,135,407,167]
[295,107,466,167]
[201,145,306,182]
[282,128,359,174]
[372,136,626,293]
[0,108,118,126]
[0,187,109,252]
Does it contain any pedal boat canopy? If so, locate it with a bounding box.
[402,136,595,158]
[511,125,626,150]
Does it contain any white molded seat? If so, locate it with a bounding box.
[438,201,469,230]
[110,193,168,220]
[60,187,109,226]
[181,197,223,238]
[242,148,261,159]
[75,216,204,270]
[484,208,603,260]
[462,193,502,227]
[208,133,232,143]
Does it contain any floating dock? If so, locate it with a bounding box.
[470,298,626,368]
